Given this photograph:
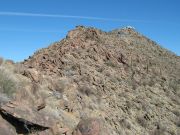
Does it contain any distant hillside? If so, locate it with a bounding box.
[0,26,180,135]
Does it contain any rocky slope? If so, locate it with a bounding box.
[0,26,180,135]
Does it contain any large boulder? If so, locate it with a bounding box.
[0,101,55,134]
[22,68,40,82]
[73,118,109,135]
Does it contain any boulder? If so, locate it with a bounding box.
[0,101,54,134]
[73,118,101,135]
[23,68,40,82]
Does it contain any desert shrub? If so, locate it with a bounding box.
[97,67,104,73]
[0,57,3,65]
[172,110,180,117]
[153,128,167,135]
[13,63,26,74]
[52,77,70,93]
[146,76,157,87]
[4,59,14,64]
[105,60,117,67]
[171,95,180,105]
[168,79,180,93]
[78,84,95,96]
[136,116,148,128]
[131,81,138,90]
[0,67,17,97]
[127,77,138,90]
[152,122,177,135]
[120,118,132,129]
[176,119,180,127]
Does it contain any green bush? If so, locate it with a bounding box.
[169,79,180,93]
[0,68,17,97]
[105,60,117,67]
[52,78,70,93]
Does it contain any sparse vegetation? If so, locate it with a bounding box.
[0,57,3,65]
[169,79,180,93]
[52,77,70,93]
[120,118,132,129]
[105,60,117,67]
[0,67,17,97]
[78,84,97,96]
[136,116,148,128]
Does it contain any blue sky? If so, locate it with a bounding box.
[0,0,179,62]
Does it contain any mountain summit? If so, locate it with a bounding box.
[0,26,180,135]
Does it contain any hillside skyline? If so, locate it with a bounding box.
[0,0,179,61]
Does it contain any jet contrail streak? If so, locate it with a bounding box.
[0,11,148,22]
[0,28,65,33]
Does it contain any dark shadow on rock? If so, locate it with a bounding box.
[0,111,49,134]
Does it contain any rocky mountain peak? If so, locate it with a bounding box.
[0,26,179,135]
[67,26,102,41]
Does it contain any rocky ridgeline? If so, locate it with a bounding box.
[0,26,180,135]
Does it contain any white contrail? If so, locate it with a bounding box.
[0,28,65,33]
[0,11,148,22]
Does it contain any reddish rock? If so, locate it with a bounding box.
[73,118,101,135]
[23,68,40,82]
